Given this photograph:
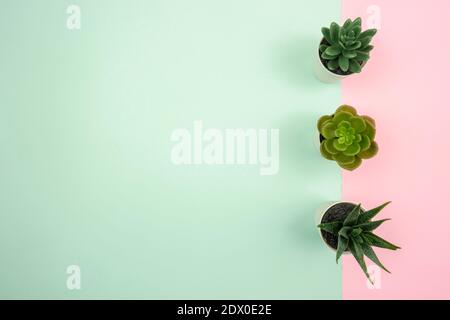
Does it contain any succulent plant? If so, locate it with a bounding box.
[319,17,377,74]
[317,105,378,170]
[318,202,400,282]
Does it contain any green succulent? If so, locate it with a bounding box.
[318,202,400,282]
[317,105,378,170]
[320,17,377,74]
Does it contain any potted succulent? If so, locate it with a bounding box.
[316,201,400,281]
[314,17,377,83]
[317,105,378,170]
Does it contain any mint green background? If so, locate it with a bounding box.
[0,0,341,299]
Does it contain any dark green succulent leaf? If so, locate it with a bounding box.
[338,55,349,72]
[346,41,361,51]
[356,219,391,232]
[321,51,335,60]
[348,239,371,281]
[325,46,341,56]
[317,221,342,235]
[351,227,363,237]
[359,37,372,49]
[327,59,339,71]
[356,51,370,62]
[361,243,391,273]
[360,45,374,53]
[321,27,332,43]
[319,44,328,53]
[343,18,352,30]
[359,28,377,39]
[362,232,401,250]
[330,22,340,43]
[351,17,362,28]
[342,50,357,59]
[357,201,391,223]
[338,226,352,239]
[343,204,361,226]
[349,59,362,73]
[336,235,349,263]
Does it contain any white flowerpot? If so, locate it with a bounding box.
[314,46,348,83]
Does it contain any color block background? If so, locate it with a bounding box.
[0,0,343,299]
[342,0,450,299]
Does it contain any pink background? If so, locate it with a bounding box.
[342,0,450,299]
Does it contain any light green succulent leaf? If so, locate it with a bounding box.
[359,141,378,159]
[332,111,353,125]
[324,139,339,155]
[317,115,332,131]
[320,141,334,160]
[338,155,362,171]
[321,121,337,139]
[362,120,376,140]
[336,105,357,115]
[350,116,366,132]
[343,142,361,156]
[332,139,349,152]
[359,134,371,151]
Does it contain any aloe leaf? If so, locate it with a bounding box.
[362,232,401,250]
[343,204,361,226]
[356,219,391,232]
[336,235,349,263]
[357,201,391,223]
[348,239,371,281]
[361,244,391,273]
[317,221,342,235]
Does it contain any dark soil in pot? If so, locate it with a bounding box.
[320,202,358,250]
[319,38,363,76]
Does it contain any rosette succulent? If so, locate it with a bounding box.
[319,17,377,74]
[318,202,400,282]
[317,105,378,170]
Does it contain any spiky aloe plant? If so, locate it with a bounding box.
[317,105,378,170]
[318,202,400,282]
[319,17,377,74]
